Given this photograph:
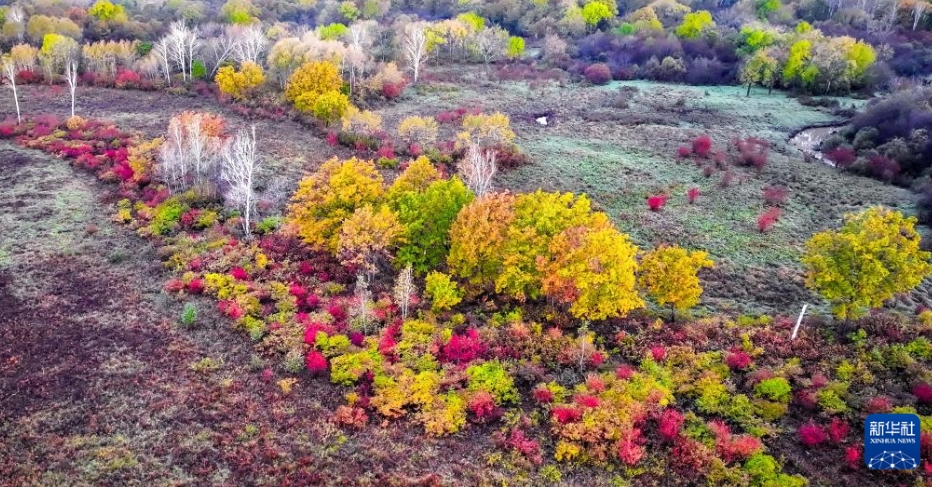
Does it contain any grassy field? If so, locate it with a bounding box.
[381,70,923,315]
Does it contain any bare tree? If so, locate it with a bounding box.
[65,60,78,118]
[6,7,25,42]
[474,26,508,73]
[231,25,268,65]
[164,21,200,81]
[350,273,376,333]
[400,22,429,83]
[202,24,239,75]
[158,118,188,191]
[393,264,416,321]
[150,40,173,84]
[1,56,21,123]
[913,0,929,29]
[459,144,497,196]
[220,126,259,237]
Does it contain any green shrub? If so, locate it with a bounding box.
[180,302,197,328]
[907,337,932,360]
[743,453,807,487]
[330,350,384,385]
[147,197,188,235]
[425,272,462,311]
[254,216,281,234]
[817,382,849,414]
[191,60,207,79]
[466,360,519,404]
[754,377,792,404]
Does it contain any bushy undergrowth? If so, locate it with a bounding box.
[5,116,932,485]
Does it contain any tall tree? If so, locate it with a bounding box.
[220,126,260,237]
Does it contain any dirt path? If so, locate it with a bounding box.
[0,145,502,486]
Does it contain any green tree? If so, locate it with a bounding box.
[88,0,128,22]
[221,0,258,24]
[802,207,932,320]
[675,11,714,39]
[740,49,779,96]
[782,40,812,85]
[581,2,614,29]
[506,36,525,61]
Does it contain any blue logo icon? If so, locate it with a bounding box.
[864,414,921,470]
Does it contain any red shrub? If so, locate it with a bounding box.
[687,187,700,204]
[726,435,763,461]
[441,328,486,364]
[868,154,900,181]
[16,69,41,84]
[845,445,861,469]
[381,81,405,99]
[468,390,498,421]
[913,383,932,404]
[306,350,328,375]
[650,346,667,361]
[703,165,715,178]
[504,429,542,465]
[826,418,850,443]
[532,385,554,403]
[326,131,338,146]
[349,331,365,346]
[289,283,308,298]
[230,267,249,281]
[115,70,142,89]
[676,146,692,159]
[671,437,712,475]
[647,194,668,211]
[376,143,395,159]
[762,185,788,206]
[658,409,684,440]
[866,396,892,414]
[304,293,320,309]
[552,406,582,424]
[327,302,347,322]
[585,375,606,392]
[187,278,204,294]
[589,351,605,366]
[735,137,769,170]
[798,422,826,446]
[720,171,735,187]
[575,394,600,408]
[824,147,855,169]
[725,351,752,370]
[616,365,635,380]
[617,429,644,465]
[795,389,819,410]
[692,135,712,158]
[218,300,244,319]
[584,63,612,85]
[164,278,185,293]
[408,143,422,156]
[757,207,781,233]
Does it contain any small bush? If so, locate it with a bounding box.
[726,351,752,370]
[647,194,668,211]
[692,135,712,158]
[754,377,792,403]
[757,208,780,233]
[762,186,788,206]
[913,383,932,404]
[180,302,197,328]
[425,272,462,311]
[687,187,700,204]
[798,422,826,446]
[584,63,612,85]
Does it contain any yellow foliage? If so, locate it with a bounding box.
[397,115,439,146]
[418,391,467,436]
[277,377,298,394]
[447,192,517,290]
[311,90,350,125]
[639,245,714,313]
[215,61,265,100]
[341,106,383,135]
[802,206,932,319]
[337,204,404,272]
[540,218,644,320]
[285,60,344,111]
[127,137,163,184]
[455,112,515,148]
[388,156,440,196]
[286,157,384,252]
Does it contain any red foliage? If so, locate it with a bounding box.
[468,391,499,422]
[868,155,900,181]
[709,420,761,463]
[866,396,892,414]
[589,351,605,366]
[676,146,692,159]
[757,207,781,233]
[725,351,753,370]
[504,429,542,465]
[585,375,606,392]
[921,432,932,458]
[798,422,826,446]
[218,300,244,319]
[647,194,668,212]
[533,385,554,403]
[552,406,582,424]
[16,69,41,84]
[289,283,307,298]
[826,418,850,443]
[583,63,612,85]
[230,267,249,281]
[381,81,406,99]
[441,328,486,364]
[305,293,320,309]
[762,185,788,206]
[187,278,204,294]
[658,409,684,440]
[703,165,715,178]
[692,135,712,158]
[650,346,667,361]
[305,350,328,376]
[112,161,135,181]
[913,383,932,404]
[671,437,711,475]
[845,445,861,469]
[408,143,422,156]
[164,278,185,293]
[327,302,347,322]
[376,143,395,159]
[575,394,601,408]
[734,137,769,170]
[687,187,700,204]
[794,389,819,410]
[617,429,644,465]
[824,147,856,169]
[114,70,142,89]
[616,365,635,380]
[326,131,338,146]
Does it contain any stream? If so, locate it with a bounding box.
[788,124,845,167]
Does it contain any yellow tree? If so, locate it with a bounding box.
[285,60,344,112]
[286,157,384,252]
[802,207,932,320]
[447,192,517,290]
[388,156,440,197]
[639,245,714,321]
[215,61,265,100]
[539,216,644,320]
[338,204,403,275]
